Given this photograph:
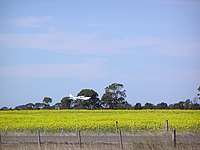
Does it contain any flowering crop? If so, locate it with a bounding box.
[0,110,199,132]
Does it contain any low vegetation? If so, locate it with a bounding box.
[0,110,199,132]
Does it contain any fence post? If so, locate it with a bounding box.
[98,124,100,136]
[75,125,78,135]
[61,127,64,134]
[154,122,156,130]
[172,129,176,148]
[78,130,82,149]
[164,120,168,133]
[37,130,41,150]
[0,133,2,150]
[119,130,123,150]
[116,121,119,133]
[132,123,136,133]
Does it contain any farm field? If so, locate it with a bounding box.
[0,110,200,132]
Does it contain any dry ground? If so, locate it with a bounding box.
[1,131,200,150]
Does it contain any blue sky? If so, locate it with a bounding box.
[0,0,199,108]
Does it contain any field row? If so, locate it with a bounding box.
[0,110,200,132]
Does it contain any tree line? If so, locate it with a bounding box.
[1,83,200,110]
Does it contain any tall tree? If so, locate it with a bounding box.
[74,89,101,109]
[183,99,191,109]
[101,83,127,109]
[60,97,72,109]
[43,97,52,109]
[43,97,52,105]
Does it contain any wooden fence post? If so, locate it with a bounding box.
[164,120,168,133]
[98,124,100,135]
[119,130,123,150]
[172,129,176,148]
[154,122,156,130]
[61,127,64,134]
[132,123,136,133]
[37,130,41,150]
[0,133,2,150]
[116,121,119,133]
[78,130,82,149]
[75,125,78,135]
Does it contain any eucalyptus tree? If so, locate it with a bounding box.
[74,89,102,109]
[101,83,130,109]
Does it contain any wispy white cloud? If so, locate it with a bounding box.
[0,62,107,79]
[0,32,160,54]
[0,31,199,60]
[4,16,52,27]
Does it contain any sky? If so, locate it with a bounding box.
[0,0,199,108]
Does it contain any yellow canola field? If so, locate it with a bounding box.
[0,110,199,132]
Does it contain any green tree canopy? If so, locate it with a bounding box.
[183,99,191,109]
[43,97,52,109]
[60,97,72,109]
[143,102,155,109]
[43,97,52,105]
[34,103,45,109]
[101,83,128,109]
[156,102,168,109]
[133,103,142,110]
[74,89,101,109]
